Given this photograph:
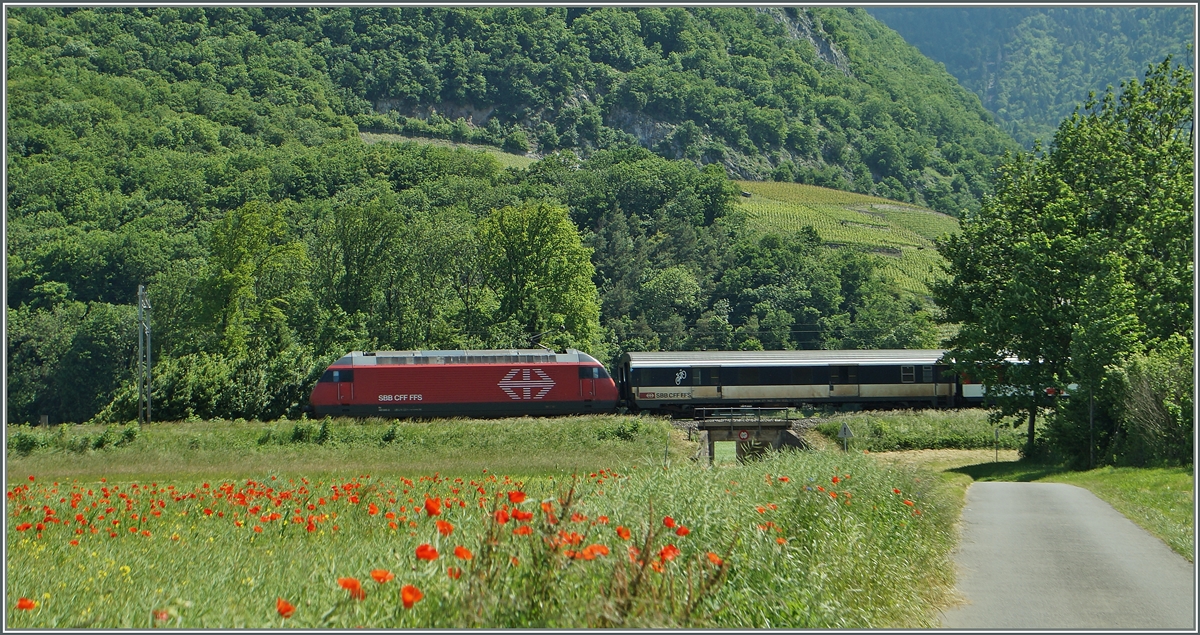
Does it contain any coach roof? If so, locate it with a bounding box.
[622,349,949,367]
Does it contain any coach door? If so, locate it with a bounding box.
[334,369,354,404]
[691,367,721,399]
[580,366,598,401]
[828,365,859,398]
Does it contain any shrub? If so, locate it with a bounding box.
[597,419,641,441]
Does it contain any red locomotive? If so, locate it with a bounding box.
[309,349,619,418]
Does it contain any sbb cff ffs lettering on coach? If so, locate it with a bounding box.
[309,348,985,418]
[309,349,619,418]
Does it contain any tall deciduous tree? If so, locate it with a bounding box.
[935,57,1192,461]
[478,201,601,350]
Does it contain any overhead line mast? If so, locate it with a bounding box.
[137,285,152,426]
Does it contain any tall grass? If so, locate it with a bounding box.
[4,415,964,628]
[5,416,687,481]
[6,450,959,628]
[814,409,1027,452]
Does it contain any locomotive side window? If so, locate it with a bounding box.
[578,366,610,379]
[923,366,933,382]
[901,366,915,383]
[320,369,354,383]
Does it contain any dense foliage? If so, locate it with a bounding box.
[6,7,937,425]
[869,7,1195,149]
[23,6,1017,216]
[935,59,1193,467]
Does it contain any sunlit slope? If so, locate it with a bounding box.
[735,181,958,298]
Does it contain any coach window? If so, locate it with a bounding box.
[791,367,813,385]
[901,366,915,383]
[829,366,857,384]
[923,365,933,382]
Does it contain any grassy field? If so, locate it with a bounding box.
[812,409,1027,452]
[359,132,537,170]
[7,416,961,628]
[734,181,959,299]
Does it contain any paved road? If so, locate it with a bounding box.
[940,482,1195,629]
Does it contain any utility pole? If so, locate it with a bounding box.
[137,285,152,426]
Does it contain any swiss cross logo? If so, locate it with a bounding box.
[498,368,555,400]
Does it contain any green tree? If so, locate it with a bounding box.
[478,201,601,350]
[935,58,1192,461]
[198,201,310,357]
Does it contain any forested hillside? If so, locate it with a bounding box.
[868,6,1195,148]
[7,7,946,425]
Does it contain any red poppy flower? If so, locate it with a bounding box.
[778,476,790,483]
[662,516,675,528]
[596,515,609,524]
[69,539,79,546]
[817,486,825,492]
[675,526,690,536]
[370,569,394,584]
[776,537,787,545]
[276,598,295,619]
[903,499,914,506]
[570,512,587,523]
[447,566,462,580]
[338,577,366,600]
[658,544,681,562]
[454,545,473,560]
[416,543,439,561]
[831,476,840,484]
[494,509,510,524]
[893,488,902,495]
[616,526,631,540]
[830,492,838,499]
[706,552,723,566]
[401,584,423,609]
[153,609,169,622]
[436,520,454,536]
[15,597,36,610]
[423,497,441,517]
[513,525,532,536]
[507,491,526,504]
[367,503,379,516]
[512,509,533,522]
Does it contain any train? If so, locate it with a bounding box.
[308,348,984,418]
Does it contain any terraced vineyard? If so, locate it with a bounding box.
[735,181,959,299]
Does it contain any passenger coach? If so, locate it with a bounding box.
[618,349,965,414]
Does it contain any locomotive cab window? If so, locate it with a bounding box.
[320,369,354,383]
[579,366,610,379]
[901,366,915,383]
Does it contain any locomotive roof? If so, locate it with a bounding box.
[622,349,950,367]
[332,349,600,366]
